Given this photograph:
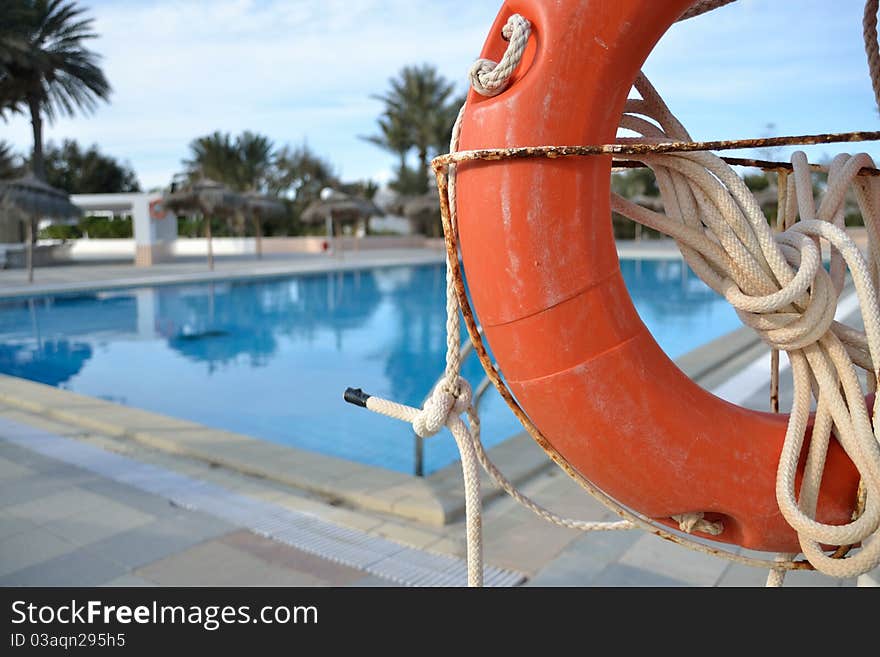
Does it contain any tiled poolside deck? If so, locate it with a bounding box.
[0,245,872,586]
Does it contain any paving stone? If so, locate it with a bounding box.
[372,521,443,549]
[590,563,690,587]
[135,540,329,586]
[0,441,73,473]
[526,531,642,586]
[0,455,34,481]
[6,488,112,524]
[0,476,80,510]
[80,479,180,518]
[526,557,600,587]
[0,511,40,542]
[483,520,580,575]
[423,535,466,558]
[715,562,777,587]
[0,527,78,577]
[716,561,850,587]
[618,533,730,586]
[346,574,399,587]
[85,513,236,571]
[42,501,155,547]
[101,574,159,587]
[0,546,127,586]
[219,530,366,585]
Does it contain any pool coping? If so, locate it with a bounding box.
[0,240,685,300]
[0,373,555,526]
[0,319,759,527]
[0,249,447,300]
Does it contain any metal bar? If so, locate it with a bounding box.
[412,328,482,476]
[614,156,880,177]
[433,129,880,169]
[769,170,787,414]
[25,218,33,284]
[414,435,424,478]
[474,373,493,409]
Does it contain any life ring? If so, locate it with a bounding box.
[454,0,859,552]
[149,199,165,220]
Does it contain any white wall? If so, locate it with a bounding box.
[172,238,256,256]
[66,239,135,259]
[48,235,432,263]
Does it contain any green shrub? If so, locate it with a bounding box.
[39,215,132,239]
[80,215,133,238]
[39,223,82,239]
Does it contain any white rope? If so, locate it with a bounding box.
[865,0,880,110]
[468,14,532,97]
[617,76,880,580]
[679,0,738,22]
[356,2,880,587]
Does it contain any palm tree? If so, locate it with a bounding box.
[270,144,338,219]
[0,3,29,121]
[0,1,111,181]
[235,131,274,192]
[363,110,414,193]
[185,131,276,192]
[0,141,21,178]
[183,131,239,186]
[365,64,462,194]
[184,131,277,236]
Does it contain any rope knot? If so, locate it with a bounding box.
[720,229,838,353]
[412,376,473,438]
[468,14,531,97]
[672,512,724,536]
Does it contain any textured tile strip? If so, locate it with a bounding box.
[0,417,524,587]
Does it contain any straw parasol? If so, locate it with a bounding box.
[164,178,242,270]
[242,191,285,259]
[0,172,82,283]
[384,190,441,236]
[403,191,441,236]
[301,188,382,246]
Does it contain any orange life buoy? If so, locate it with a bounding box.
[149,199,165,220]
[455,0,860,552]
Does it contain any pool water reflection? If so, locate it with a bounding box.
[0,260,740,474]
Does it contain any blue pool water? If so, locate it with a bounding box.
[0,261,741,474]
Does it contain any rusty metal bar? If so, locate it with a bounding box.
[433,129,880,170]
[613,156,880,177]
[413,332,480,477]
[769,171,787,414]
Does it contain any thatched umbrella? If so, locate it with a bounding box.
[383,190,441,236]
[243,191,285,259]
[403,191,441,236]
[164,179,242,270]
[301,189,382,248]
[0,172,82,283]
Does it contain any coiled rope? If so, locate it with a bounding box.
[348,2,880,586]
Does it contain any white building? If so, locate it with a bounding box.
[70,192,177,266]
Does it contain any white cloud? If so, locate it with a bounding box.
[2,0,497,188]
[2,0,877,189]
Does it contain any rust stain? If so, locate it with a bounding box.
[433,129,880,177]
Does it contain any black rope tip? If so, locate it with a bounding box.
[343,387,371,408]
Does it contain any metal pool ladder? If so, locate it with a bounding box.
[414,326,494,476]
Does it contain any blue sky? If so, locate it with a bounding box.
[2,0,878,190]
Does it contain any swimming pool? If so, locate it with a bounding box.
[0,260,741,474]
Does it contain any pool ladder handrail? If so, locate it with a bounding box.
[414,325,494,477]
